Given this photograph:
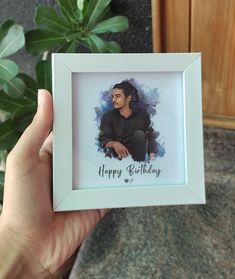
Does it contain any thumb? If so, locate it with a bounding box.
[11,89,53,161]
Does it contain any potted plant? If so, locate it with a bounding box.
[0,0,129,204]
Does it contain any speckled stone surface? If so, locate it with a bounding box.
[69,127,235,279]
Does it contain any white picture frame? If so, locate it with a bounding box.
[52,53,205,211]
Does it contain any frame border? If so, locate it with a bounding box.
[52,53,205,211]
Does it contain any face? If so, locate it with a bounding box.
[112,88,131,109]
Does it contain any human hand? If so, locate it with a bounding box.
[113,141,129,158]
[0,89,108,278]
[149,153,155,161]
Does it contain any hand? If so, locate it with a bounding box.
[149,153,155,161]
[113,141,129,158]
[0,89,108,278]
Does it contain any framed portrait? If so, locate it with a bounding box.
[52,53,205,211]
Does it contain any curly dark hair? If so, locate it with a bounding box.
[113,81,139,103]
[113,80,139,108]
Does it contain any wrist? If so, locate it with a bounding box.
[0,224,53,279]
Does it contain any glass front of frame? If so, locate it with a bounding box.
[72,72,185,190]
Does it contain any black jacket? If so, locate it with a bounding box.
[99,109,157,154]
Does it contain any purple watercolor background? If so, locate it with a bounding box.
[95,79,165,158]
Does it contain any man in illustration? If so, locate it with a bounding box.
[98,81,157,162]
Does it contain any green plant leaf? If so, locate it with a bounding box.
[1,77,26,98]
[36,60,52,92]
[83,1,99,24]
[104,41,121,53]
[0,59,19,81]
[86,0,112,28]
[0,170,4,205]
[77,0,85,11]
[0,20,15,42]
[65,30,82,41]
[0,187,3,204]
[91,16,128,33]
[94,6,112,23]
[25,29,66,54]
[72,9,83,23]
[35,5,70,34]
[57,0,78,27]
[87,33,107,53]
[57,41,77,53]
[0,150,7,166]
[0,150,7,163]
[75,37,89,49]
[0,24,25,59]
[0,119,21,151]
[0,171,5,187]
[13,104,36,132]
[0,89,32,112]
[83,2,114,30]
[18,73,38,101]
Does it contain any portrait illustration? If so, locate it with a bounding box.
[95,79,165,163]
[72,71,185,190]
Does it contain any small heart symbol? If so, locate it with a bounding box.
[124,179,129,183]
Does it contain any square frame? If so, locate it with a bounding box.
[52,53,205,211]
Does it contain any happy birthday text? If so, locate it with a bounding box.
[98,163,161,179]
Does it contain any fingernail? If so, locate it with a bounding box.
[38,89,44,106]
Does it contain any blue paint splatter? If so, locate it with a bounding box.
[94,79,166,159]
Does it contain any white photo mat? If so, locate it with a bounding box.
[52,53,205,211]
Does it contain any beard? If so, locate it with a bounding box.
[113,102,127,109]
